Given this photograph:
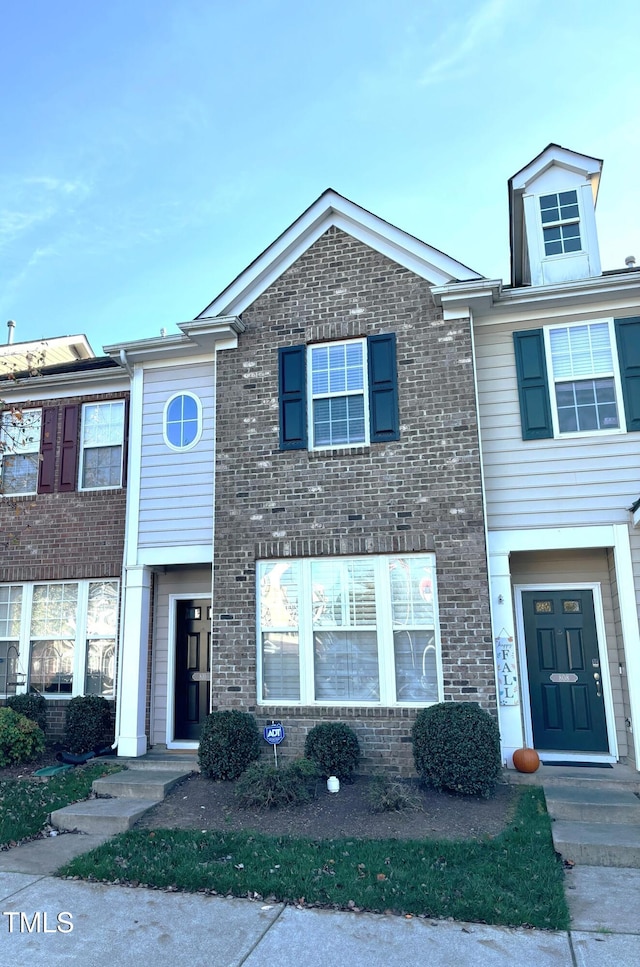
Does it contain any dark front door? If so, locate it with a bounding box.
[522,589,609,753]
[174,599,210,741]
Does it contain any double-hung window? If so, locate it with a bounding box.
[514,317,640,440]
[539,190,582,256]
[258,554,440,706]
[546,322,621,434]
[0,409,42,495]
[79,401,125,490]
[278,334,400,450]
[309,340,368,448]
[1,579,118,699]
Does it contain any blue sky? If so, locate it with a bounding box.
[1,0,639,353]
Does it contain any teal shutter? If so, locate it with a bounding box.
[278,345,307,449]
[615,317,640,432]
[367,333,400,442]
[513,329,553,440]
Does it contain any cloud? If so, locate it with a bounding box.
[420,0,517,87]
[24,176,91,197]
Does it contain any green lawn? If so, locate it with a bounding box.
[0,762,122,846]
[60,787,568,930]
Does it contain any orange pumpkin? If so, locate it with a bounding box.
[512,747,540,773]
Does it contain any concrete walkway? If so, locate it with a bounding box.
[1,834,639,966]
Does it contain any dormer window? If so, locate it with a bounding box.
[540,190,581,256]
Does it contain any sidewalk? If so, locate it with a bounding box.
[1,834,639,966]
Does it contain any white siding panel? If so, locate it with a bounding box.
[477,320,640,531]
[139,363,215,548]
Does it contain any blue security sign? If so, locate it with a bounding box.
[263,722,285,745]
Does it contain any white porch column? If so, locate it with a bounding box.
[117,565,152,757]
[612,524,640,771]
[489,548,524,766]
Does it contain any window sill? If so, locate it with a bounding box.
[307,444,371,461]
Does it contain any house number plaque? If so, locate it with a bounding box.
[550,673,578,683]
[191,672,210,682]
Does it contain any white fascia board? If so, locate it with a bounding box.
[199,191,483,318]
[104,317,242,364]
[511,145,602,198]
[489,525,618,556]
[0,369,128,402]
[137,545,213,566]
[431,279,502,315]
[474,271,640,320]
[633,505,640,529]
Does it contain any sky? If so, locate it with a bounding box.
[1,0,639,354]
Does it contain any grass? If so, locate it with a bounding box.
[59,787,569,930]
[0,762,122,846]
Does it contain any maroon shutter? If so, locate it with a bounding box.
[58,404,79,492]
[37,407,58,494]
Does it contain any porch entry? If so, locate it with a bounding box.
[174,598,211,741]
[522,589,608,753]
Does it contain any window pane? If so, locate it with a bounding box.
[389,558,435,626]
[166,395,199,448]
[1,409,41,454]
[558,190,578,206]
[259,561,299,628]
[82,402,124,447]
[29,639,74,693]
[314,631,379,701]
[31,584,78,637]
[87,582,118,636]
[0,641,20,695]
[85,638,115,697]
[312,396,365,447]
[311,559,376,628]
[262,632,300,701]
[394,631,438,702]
[0,586,22,637]
[1,453,39,494]
[555,379,619,432]
[82,446,122,488]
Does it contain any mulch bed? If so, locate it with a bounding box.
[134,773,517,841]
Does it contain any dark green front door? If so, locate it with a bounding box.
[174,599,210,741]
[522,589,609,753]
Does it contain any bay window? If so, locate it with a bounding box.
[258,554,440,706]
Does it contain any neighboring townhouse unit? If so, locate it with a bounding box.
[0,334,128,737]
[433,145,640,772]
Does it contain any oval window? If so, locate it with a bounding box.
[163,393,202,450]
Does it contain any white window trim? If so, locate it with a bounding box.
[78,400,125,492]
[307,338,370,451]
[6,579,118,700]
[256,554,443,708]
[543,319,627,439]
[0,408,42,497]
[538,189,584,260]
[162,392,203,452]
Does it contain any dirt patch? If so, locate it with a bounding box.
[135,773,517,841]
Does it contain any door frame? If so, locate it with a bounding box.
[166,592,212,749]
[514,582,618,763]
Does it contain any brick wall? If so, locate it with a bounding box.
[211,227,493,775]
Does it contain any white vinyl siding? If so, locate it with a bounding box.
[138,364,215,548]
[476,319,640,532]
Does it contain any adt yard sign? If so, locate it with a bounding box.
[263,722,285,745]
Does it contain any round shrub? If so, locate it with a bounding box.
[64,695,114,754]
[198,710,261,780]
[412,702,501,798]
[304,722,360,780]
[0,707,45,767]
[6,693,47,734]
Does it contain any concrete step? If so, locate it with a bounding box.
[545,784,640,823]
[51,798,158,836]
[116,753,199,773]
[551,819,640,868]
[92,768,190,801]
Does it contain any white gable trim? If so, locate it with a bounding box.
[198,190,482,318]
[511,144,602,200]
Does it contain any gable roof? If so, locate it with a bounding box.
[509,143,603,287]
[197,189,483,318]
